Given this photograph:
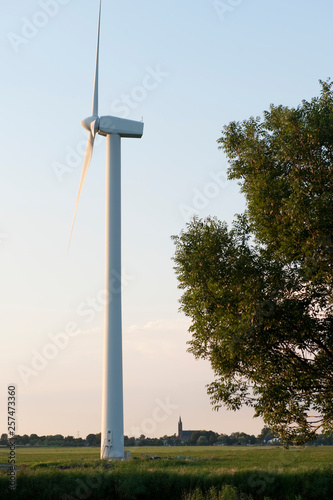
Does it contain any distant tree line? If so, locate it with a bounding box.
[1,427,333,447]
[0,433,90,447]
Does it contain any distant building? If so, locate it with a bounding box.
[177,416,200,443]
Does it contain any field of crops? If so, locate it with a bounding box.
[0,446,332,499]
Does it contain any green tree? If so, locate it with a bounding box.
[257,427,277,444]
[64,435,75,446]
[189,431,201,445]
[220,83,333,289]
[86,433,98,446]
[0,433,8,445]
[197,435,209,446]
[124,436,136,446]
[217,434,231,446]
[313,432,333,445]
[208,432,218,445]
[172,81,333,445]
[95,433,101,446]
[21,434,30,445]
[29,433,39,446]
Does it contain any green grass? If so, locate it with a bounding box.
[0,446,332,499]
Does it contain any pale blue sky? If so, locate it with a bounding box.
[1,0,332,439]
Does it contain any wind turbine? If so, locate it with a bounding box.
[70,0,144,459]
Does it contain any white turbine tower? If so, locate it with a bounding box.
[69,0,144,459]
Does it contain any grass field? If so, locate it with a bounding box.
[0,446,332,499]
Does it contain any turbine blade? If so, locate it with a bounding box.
[92,0,102,116]
[68,132,95,250]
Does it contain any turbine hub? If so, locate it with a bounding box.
[81,115,100,136]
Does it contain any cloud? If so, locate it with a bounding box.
[127,318,190,334]
[124,318,191,361]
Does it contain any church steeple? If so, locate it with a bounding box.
[178,416,182,439]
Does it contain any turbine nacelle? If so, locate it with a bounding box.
[81,115,144,139]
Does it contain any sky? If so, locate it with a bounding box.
[1,0,333,440]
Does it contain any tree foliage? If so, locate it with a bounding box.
[220,80,333,288]
[172,81,333,444]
